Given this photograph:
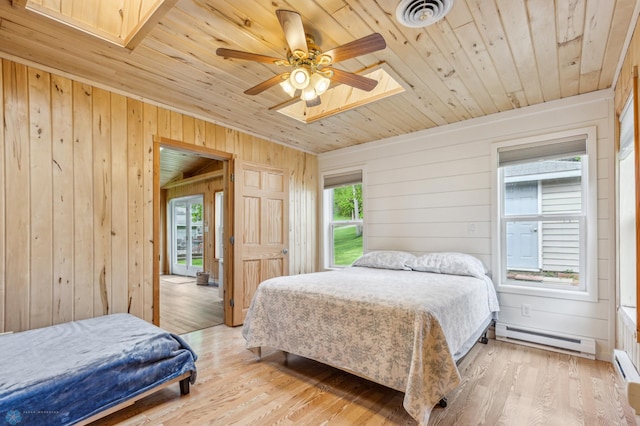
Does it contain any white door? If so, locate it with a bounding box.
[505,181,539,270]
[171,195,204,277]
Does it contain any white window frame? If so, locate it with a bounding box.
[491,127,598,302]
[321,167,365,270]
[619,93,636,309]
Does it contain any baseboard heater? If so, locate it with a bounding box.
[495,322,596,360]
[613,349,640,414]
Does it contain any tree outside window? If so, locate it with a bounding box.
[327,183,363,267]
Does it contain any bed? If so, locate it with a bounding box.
[0,313,197,425]
[242,251,500,424]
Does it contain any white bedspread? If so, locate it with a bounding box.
[242,267,499,424]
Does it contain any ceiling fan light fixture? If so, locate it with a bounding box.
[396,0,454,28]
[290,67,310,89]
[310,73,330,95]
[301,86,317,101]
[280,78,296,97]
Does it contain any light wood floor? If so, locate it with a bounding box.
[93,325,637,425]
[159,275,223,335]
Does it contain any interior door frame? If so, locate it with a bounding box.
[152,136,234,326]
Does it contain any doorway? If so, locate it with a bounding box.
[170,195,204,277]
[153,136,234,332]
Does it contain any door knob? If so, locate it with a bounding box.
[282,248,288,254]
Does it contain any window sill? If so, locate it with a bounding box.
[497,282,598,302]
[621,306,637,328]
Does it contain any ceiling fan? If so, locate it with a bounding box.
[216,10,386,107]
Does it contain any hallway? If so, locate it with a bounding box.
[159,275,223,334]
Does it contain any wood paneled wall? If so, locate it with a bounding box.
[0,58,318,333]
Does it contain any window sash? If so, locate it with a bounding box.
[498,155,586,292]
[323,177,364,269]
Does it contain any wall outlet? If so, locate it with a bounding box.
[521,304,532,317]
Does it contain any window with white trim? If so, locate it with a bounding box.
[619,94,636,309]
[323,170,363,268]
[493,129,598,300]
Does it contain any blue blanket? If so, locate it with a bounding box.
[0,313,197,425]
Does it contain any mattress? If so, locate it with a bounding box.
[0,313,197,425]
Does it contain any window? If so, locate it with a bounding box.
[215,191,224,259]
[492,128,598,301]
[323,170,364,268]
[619,94,637,309]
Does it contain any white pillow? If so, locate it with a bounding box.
[408,252,486,279]
[351,250,416,270]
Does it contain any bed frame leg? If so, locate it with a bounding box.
[437,397,447,408]
[179,378,190,395]
[479,330,489,344]
[249,347,262,359]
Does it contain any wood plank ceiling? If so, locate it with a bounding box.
[0,0,636,154]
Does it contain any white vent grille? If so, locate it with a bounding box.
[396,0,454,28]
[495,322,596,359]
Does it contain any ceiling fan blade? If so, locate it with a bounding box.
[216,48,283,64]
[323,33,386,64]
[327,68,378,91]
[244,73,288,96]
[276,10,308,56]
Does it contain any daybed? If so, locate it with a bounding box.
[0,313,197,425]
[242,251,499,425]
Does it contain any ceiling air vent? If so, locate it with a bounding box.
[396,0,454,28]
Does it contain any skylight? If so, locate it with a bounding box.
[19,0,176,49]
[275,65,406,123]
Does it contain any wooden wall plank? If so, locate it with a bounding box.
[143,102,157,322]
[72,81,94,320]
[111,93,129,314]
[209,121,222,152]
[0,60,5,332]
[182,115,195,145]
[4,61,31,331]
[51,73,74,325]
[194,118,206,147]
[170,110,182,140]
[127,98,144,318]
[28,67,53,329]
[157,107,171,138]
[92,87,112,316]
